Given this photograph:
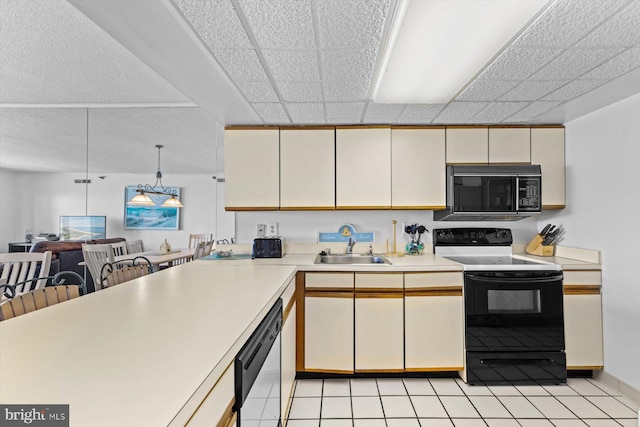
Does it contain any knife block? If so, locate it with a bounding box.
[525,234,555,257]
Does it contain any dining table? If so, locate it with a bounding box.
[118,248,195,272]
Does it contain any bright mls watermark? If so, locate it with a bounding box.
[0,405,69,426]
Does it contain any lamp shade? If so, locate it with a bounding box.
[128,192,155,206]
[162,196,184,208]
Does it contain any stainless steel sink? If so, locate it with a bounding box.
[314,254,391,265]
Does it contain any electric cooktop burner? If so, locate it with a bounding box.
[434,227,561,272]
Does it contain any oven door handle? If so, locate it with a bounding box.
[466,274,563,284]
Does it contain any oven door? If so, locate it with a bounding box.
[465,271,564,352]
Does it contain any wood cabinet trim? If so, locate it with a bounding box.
[355,368,406,374]
[445,125,489,129]
[355,292,404,298]
[391,125,446,130]
[283,291,297,324]
[185,361,234,427]
[280,206,336,211]
[563,285,601,295]
[391,205,447,210]
[405,287,463,297]
[543,205,566,210]
[567,365,604,370]
[300,368,355,374]
[225,126,280,130]
[405,367,464,373]
[335,125,391,129]
[296,273,305,372]
[305,291,354,298]
[214,399,236,427]
[336,206,392,210]
[280,126,336,131]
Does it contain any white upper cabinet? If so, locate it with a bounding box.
[224,128,280,210]
[391,128,446,209]
[446,127,489,164]
[280,128,335,210]
[531,127,566,208]
[336,127,391,209]
[489,127,531,163]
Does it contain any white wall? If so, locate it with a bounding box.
[236,210,538,246]
[550,93,640,390]
[0,171,225,252]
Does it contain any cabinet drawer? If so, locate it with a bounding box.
[355,272,403,289]
[305,272,354,289]
[404,272,463,289]
[563,270,601,286]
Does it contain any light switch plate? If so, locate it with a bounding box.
[257,224,266,237]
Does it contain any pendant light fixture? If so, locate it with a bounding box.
[128,145,184,208]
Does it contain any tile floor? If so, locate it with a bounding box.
[286,377,639,427]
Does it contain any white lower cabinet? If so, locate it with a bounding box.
[355,295,404,371]
[563,269,604,369]
[281,278,297,421]
[304,295,354,372]
[405,295,464,370]
[186,363,234,426]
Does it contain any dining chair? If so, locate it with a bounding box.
[0,251,52,300]
[100,256,152,288]
[193,241,214,260]
[82,244,115,291]
[110,241,129,257]
[0,284,82,321]
[126,239,144,254]
[189,234,213,249]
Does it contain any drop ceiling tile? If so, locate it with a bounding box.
[213,49,269,81]
[542,79,607,101]
[514,0,627,48]
[471,102,530,122]
[576,1,640,47]
[456,79,521,101]
[530,48,625,80]
[237,0,315,49]
[479,48,563,80]
[252,102,290,123]
[363,103,405,123]
[434,102,490,123]
[236,81,279,102]
[316,0,390,49]
[324,80,369,102]
[0,0,191,104]
[286,102,324,120]
[581,48,640,79]
[507,101,562,120]
[322,49,376,82]
[499,80,569,101]
[396,104,444,124]
[278,81,323,102]
[326,102,365,121]
[175,0,252,49]
[263,49,320,81]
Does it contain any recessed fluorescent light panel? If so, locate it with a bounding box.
[373,0,550,104]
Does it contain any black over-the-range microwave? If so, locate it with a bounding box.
[434,164,542,221]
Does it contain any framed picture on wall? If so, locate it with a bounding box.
[124,186,181,230]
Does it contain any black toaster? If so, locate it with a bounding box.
[252,237,285,258]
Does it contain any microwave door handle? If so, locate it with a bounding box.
[466,274,564,284]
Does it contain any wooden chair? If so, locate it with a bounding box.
[100,256,152,288]
[82,244,115,291]
[126,239,144,254]
[0,251,52,300]
[0,271,86,321]
[189,234,213,249]
[193,241,214,260]
[110,241,129,257]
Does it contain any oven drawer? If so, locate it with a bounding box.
[466,351,566,385]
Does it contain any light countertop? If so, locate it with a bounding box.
[0,246,600,426]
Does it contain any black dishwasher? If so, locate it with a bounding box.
[234,298,282,427]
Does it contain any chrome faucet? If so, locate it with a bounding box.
[346,237,357,255]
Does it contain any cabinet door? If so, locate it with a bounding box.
[280,128,335,209]
[446,127,488,164]
[355,295,404,371]
[405,295,464,370]
[304,295,354,372]
[391,128,446,209]
[564,293,604,369]
[489,128,531,163]
[531,127,565,209]
[224,128,280,210]
[281,301,296,420]
[336,127,391,209]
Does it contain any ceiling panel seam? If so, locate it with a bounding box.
[310,0,327,123]
[230,0,292,123]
